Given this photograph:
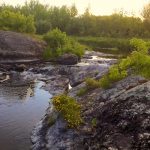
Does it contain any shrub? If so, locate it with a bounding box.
[99,65,128,89]
[85,78,101,90]
[77,78,102,96]
[52,94,83,128]
[43,29,84,59]
[63,38,85,59]
[43,28,68,49]
[43,46,53,60]
[130,38,148,54]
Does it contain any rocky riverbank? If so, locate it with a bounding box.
[27,51,117,150]
[2,49,149,150]
[31,73,150,150]
[30,51,149,150]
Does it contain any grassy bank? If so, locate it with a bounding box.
[74,36,133,55]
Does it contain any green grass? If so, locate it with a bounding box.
[74,36,132,55]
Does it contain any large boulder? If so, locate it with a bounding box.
[57,53,78,65]
[0,30,46,62]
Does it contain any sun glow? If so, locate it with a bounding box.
[1,0,150,16]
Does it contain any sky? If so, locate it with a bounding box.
[1,0,150,16]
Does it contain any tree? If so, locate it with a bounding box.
[0,10,35,33]
[21,0,51,34]
[142,3,150,19]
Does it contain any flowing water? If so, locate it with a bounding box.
[0,80,52,150]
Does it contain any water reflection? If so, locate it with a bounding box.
[0,72,36,103]
[0,73,52,150]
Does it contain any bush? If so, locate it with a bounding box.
[130,38,148,54]
[85,78,101,90]
[43,29,84,59]
[43,47,53,59]
[52,94,83,128]
[98,65,128,89]
[43,28,68,49]
[77,78,102,96]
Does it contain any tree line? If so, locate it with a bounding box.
[1,0,150,38]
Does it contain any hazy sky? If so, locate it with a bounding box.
[1,0,150,16]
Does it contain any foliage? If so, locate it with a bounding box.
[77,88,88,96]
[99,38,150,88]
[85,78,101,90]
[99,76,111,89]
[1,1,150,37]
[43,47,53,60]
[43,29,84,59]
[0,10,35,33]
[76,36,132,54]
[77,78,101,96]
[130,38,148,54]
[91,118,97,127]
[44,28,68,49]
[99,65,128,88]
[52,94,83,128]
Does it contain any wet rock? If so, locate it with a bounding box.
[42,75,69,95]
[57,53,78,65]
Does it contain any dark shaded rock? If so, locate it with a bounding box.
[14,64,27,72]
[57,54,78,65]
[0,30,46,61]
